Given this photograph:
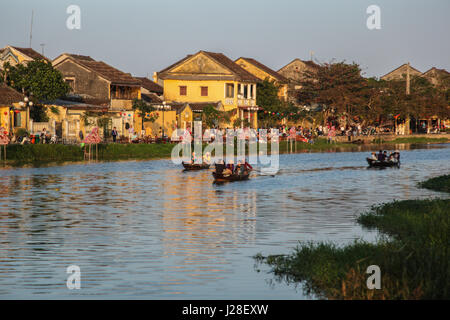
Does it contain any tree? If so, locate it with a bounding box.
[298,61,368,125]
[3,61,70,101]
[202,104,231,128]
[132,99,158,131]
[257,79,296,127]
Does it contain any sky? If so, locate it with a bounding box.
[0,0,449,79]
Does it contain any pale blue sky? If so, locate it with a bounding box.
[1,0,449,78]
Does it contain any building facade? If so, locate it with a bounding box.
[155,51,260,129]
[235,57,288,101]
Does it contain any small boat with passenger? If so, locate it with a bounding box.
[212,161,253,183]
[367,150,400,168]
[182,162,210,171]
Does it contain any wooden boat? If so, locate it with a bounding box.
[212,171,250,182]
[366,158,400,168]
[182,162,210,171]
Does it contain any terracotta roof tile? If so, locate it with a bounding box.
[11,46,49,61]
[135,77,163,94]
[236,57,288,83]
[0,83,25,105]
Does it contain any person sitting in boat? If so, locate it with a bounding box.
[226,159,234,173]
[370,152,377,161]
[244,160,253,172]
[383,151,388,161]
[234,161,242,175]
[222,166,232,177]
[214,161,225,174]
[377,150,384,161]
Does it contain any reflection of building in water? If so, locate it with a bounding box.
[160,170,257,278]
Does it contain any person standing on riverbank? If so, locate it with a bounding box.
[112,127,118,143]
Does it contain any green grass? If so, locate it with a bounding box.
[3,143,177,163]
[418,174,450,193]
[373,137,449,144]
[255,178,450,300]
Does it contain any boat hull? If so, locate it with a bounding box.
[182,162,210,171]
[366,158,400,168]
[212,172,250,182]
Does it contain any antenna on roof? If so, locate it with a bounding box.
[40,43,45,56]
[29,10,34,48]
[310,51,314,62]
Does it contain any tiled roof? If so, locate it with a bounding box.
[203,51,259,82]
[141,93,162,104]
[158,51,259,82]
[135,77,163,94]
[188,101,221,111]
[60,54,141,86]
[0,83,25,105]
[236,57,288,83]
[11,46,49,61]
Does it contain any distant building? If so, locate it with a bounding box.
[235,57,288,101]
[134,76,163,103]
[155,50,260,128]
[0,83,27,134]
[277,58,320,105]
[380,63,422,81]
[52,53,142,139]
[0,45,49,69]
[421,67,450,87]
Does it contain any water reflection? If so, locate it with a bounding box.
[0,145,449,298]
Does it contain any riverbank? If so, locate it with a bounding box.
[255,175,450,300]
[2,137,449,165]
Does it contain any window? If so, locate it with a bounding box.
[201,86,208,97]
[14,112,21,127]
[225,83,234,98]
[179,86,187,96]
[65,78,75,92]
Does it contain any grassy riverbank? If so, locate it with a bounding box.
[0,139,353,164]
[1,136,448,164]
[255,175,450,300]
[372,137,449,144]
[3,143,177,163]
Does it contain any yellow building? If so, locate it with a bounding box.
[235,57,288,101]
[0,83,27,135]
[155,51,260,128]
[0,46,49,69]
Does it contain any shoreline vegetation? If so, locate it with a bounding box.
[255,175,450,300]
[1,136,449,165]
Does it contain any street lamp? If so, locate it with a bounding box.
[18,97,33,132]
[156,102,171,139]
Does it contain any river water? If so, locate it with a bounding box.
[0,144,449,299]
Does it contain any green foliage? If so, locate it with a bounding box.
[256,176,450,300]
[30,104,49,122]
[418,174,450,193]
[132,99,158,130]
[3,60,70,102]
[202,104,230,128]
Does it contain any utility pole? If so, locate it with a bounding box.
[406,62,410,95]
[29,10,34,48]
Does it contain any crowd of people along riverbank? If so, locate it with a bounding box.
[255,174,450,300]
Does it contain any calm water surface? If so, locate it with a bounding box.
[0,144,449,299]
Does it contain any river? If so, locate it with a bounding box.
[0,144,449,299]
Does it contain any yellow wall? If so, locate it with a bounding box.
[235,58,288,101]
[163,79,240,111]
[134,110,177,137]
